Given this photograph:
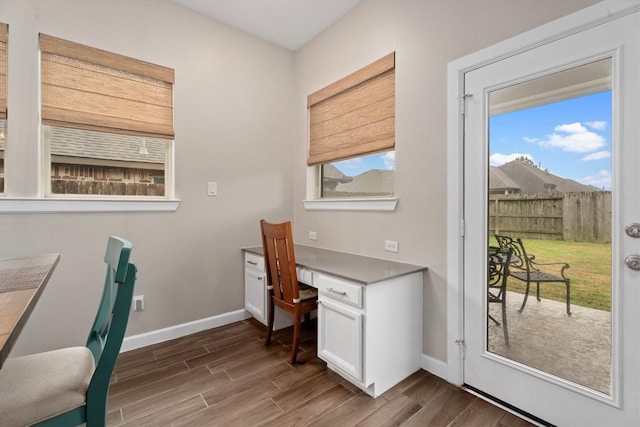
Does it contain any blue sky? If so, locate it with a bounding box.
[489,91,612,190]
[331,150,395,177]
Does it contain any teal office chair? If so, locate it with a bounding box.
[0,236,137,427]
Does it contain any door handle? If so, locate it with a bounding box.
[625,223,640,238]
[625,255,640,270]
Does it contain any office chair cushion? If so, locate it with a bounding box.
[0,346,94,427]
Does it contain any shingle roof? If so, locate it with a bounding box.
[492,160,600,194]
[336,169,393,193]
[50,126,166,165]
[489,167,519,193]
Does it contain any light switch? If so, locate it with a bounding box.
[207,181,217,196]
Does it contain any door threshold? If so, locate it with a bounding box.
[463,384,554,427]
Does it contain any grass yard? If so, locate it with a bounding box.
[490,237,612,312]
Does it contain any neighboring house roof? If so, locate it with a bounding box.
[489,167,520,193]
[336,169,393,193]
[491,160,600,194]
[323,164,352,183]
[50,127,166,165]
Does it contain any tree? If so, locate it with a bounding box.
[515,155,534,166]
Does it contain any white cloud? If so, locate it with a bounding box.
[582,151,611,161]
[380,151,395,170]
[539,122,605,153]
[489,153,534,167]
[523,136,539,143]
[554,122,587,134]
[586,121,607,130]
[580,169,611,190]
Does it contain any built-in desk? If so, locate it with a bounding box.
[242,245,426,397]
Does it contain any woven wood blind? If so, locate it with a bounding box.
[0,23,7,120]
[307,52,395,166]
[40,34,174,139]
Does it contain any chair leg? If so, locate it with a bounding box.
[502,296,509,347]
[536,281,541,302]
[265,296,274,346]
[289,308,301,364]
[566,280,572,316]
[518,281,531,313]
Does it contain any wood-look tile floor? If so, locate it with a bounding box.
[107,318,535,426]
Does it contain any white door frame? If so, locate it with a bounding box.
[446,0,640,387]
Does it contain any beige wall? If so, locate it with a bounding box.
[292,0,599,361]
[0,0,295,355]
[0,0,598,364]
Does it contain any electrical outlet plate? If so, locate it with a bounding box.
[309,231,317,240]
[384,240,399,253]
[133,295,144,311]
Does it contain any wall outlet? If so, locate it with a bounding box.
[309,231,317,241]
[384,240,399,253]
[133,295,145,312]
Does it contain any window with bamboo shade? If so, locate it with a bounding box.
[307,53,395,199]
[40,33,174,198]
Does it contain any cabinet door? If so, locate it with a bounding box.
[244,269,266,323]
[318,297,363,381]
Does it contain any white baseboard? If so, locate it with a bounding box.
[120,309,252,352]
[421,352,449,382]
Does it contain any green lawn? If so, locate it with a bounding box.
[489,237,612,311]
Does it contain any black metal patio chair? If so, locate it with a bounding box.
[495,235,571,315]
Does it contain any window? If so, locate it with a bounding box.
[39,34,174,198]
[0,23,7,195]
[307,52,395,200]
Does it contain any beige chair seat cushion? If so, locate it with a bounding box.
[0,346,94,427]
[299,286,318,301]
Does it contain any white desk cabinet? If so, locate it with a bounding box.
[243,251,293,330]
[242,245,425,397]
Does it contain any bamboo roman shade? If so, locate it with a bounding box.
[40,34,174,139]
[0,23,8,120]
[307,52,395,166]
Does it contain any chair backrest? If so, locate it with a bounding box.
[488,247,513,294]
[495,234,529,272]
[85,236,136,417]
[260,220,300,307]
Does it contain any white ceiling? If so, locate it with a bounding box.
[172,0,362,51]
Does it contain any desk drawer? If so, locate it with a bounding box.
[244,252,264,272]
[318,274,362,308]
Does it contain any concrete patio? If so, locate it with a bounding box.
[488,291,611,395]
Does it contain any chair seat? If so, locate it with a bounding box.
[299,285,318,301]
[0,347,94,427]
[510,270,567,283]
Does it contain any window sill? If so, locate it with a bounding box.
[0,198,180,213]
[303,198,398,212]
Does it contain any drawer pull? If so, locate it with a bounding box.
[247,260,258,266]
[328,287,347,296]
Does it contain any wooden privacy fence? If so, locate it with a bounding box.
[489,192,611,243]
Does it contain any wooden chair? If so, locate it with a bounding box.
[495,234,571,315]
[260,219,318,364]
[0,236,137,427]
[488,246,513,347]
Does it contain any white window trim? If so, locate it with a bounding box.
[303,198,397,212]
[0,198,180,213]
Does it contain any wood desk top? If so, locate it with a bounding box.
[0,254,60,368]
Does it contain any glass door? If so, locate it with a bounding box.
[463,9,640,426]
